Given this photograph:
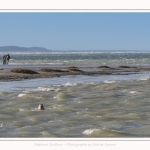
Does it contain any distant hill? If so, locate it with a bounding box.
[0,46,51,52]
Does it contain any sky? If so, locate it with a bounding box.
[0,12,150,51]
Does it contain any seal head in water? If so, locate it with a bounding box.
[38,104,45,110]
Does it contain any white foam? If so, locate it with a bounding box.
[18,93,26,97]
[137,76,149,81]
[24,87,63,92]
[82,129,100,135]
[64,81,95,87]
[104,80,116,83]
[19,108,25,111]
[64,82,83,86]
[129,91,137,94]
[65,82,76,86]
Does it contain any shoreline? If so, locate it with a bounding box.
[0,65,149,82]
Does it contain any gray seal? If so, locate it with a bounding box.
[38,104,45,110]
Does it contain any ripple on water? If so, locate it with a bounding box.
[128,125,150,136]
[53,92,73,100]
[82,127,128,137]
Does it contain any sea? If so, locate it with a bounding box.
[1,50,150,137]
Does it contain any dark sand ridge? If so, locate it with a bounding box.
[0,65,149,82]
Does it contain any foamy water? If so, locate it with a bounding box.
[1,72,150,137]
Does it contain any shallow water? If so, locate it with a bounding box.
[1,73,150,137]
[1,51,150,67]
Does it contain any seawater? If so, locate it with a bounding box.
[1,50,150,67]
[1,51,150,137]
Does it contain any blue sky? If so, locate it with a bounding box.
[0,13,150,51]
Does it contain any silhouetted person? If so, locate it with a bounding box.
[6,54,10,65]
[3,54,6,65]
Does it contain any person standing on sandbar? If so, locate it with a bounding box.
[6,54,10,65]
[2,54,6,65]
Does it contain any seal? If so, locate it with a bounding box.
[38,104,45,110]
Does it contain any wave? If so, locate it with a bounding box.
[82,129,100,135]
[137,76,149,81]
[53,92,73,100]
[24,87,63,93]
[129,91,137,94]
[104,80,116,83]
[18,93,26,97]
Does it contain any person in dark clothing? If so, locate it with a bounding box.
[6,54,10,65]
[3,54,6,65]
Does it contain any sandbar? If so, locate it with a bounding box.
[0,65,148,82]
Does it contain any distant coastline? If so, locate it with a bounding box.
[0,46,51,52]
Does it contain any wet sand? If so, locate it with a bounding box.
[0,65,148,82]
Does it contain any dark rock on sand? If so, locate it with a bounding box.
[98,66,111,68]
[67,67,83,72]
[118,66,137,68]
[138,68,150,71]
[11,69,39,74]
[98,66,118,70]
[40,68,67,72]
